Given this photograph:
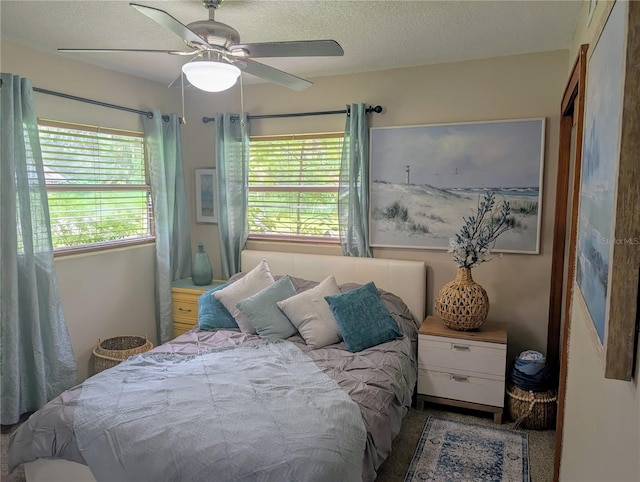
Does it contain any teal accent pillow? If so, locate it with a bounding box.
[324,282,402,352]
[197,283,239,330]
[236,276,298,340]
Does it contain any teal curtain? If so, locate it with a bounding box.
[339,103,372,257]
[142,111,191,344]
[215,113,250,279]
[0,73,77,424]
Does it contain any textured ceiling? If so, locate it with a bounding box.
[1,0,582,88]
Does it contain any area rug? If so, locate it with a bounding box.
[405,416,529,482]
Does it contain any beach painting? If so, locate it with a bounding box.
[369,118,545,253]
[576,0,626,344]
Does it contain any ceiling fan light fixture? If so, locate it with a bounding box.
[182,60,241,92]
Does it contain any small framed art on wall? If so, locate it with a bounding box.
[195,168,218,224]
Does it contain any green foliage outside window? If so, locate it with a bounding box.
[39,121,153,251]
[248,135,342,239]
[47,191,151,249]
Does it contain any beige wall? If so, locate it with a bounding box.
[54,246,157,382]
[560,1,640,480]
[182,50,569,361]
[3,41,569,378]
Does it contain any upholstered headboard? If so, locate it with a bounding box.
[240,250,426,324]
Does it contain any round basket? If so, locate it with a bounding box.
[507,384,558,430]
[92,335,153,374]
[435,267,489,330]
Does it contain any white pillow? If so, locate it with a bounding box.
[213,259,275,334]
[276,276,341,348]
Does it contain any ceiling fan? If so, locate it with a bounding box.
[59,0,344,92]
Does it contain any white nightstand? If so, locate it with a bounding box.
[416,315,507,423]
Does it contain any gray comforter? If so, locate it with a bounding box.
[9,281,418,481]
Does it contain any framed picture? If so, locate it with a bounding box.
[369,118,545,253]
[195,168,218,223]
[576,0,639,381]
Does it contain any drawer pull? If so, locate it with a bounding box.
[453,344,470,351]
[451,374,469,382]
[178,307,193,313]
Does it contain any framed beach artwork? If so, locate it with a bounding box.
[576,0,639,381]
[195,168,218,223]
[369,118,545,253]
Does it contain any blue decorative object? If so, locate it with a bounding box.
[510,350,555,392]
[325,282,402,352]
[514,350,546,376]
[405,416,529,482]
[191,242,213,285]
[197,283,238,330]
[237,276,298,340]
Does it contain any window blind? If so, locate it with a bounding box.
[248,134,343,240]
[38,120,153,252]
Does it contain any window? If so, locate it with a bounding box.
[38,120,153,253]
[248,133,343,241]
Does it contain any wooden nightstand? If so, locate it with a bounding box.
[171,278,226,339]
[417,315,507,423]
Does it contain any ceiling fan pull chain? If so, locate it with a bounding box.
[181,71,187,125]
[239,74,246,127]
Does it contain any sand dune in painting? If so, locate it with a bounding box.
[370,181,539,252]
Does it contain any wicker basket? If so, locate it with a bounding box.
[92,335,153,374]
[507,384,558,430]
[435,267,489,330]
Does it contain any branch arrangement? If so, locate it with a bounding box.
[448,191,512,269]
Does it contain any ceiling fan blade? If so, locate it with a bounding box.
[231,40,344,58]
[240,59,312,91]
[58,48,196,56]
[129,2,206,47]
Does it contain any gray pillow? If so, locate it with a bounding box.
[237,275,298,340]
[276,276,341,348]
[213,259,275,334]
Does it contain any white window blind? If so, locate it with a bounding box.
[38,119,153,252]
[248,133,343,241]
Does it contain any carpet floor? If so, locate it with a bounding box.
[2,405,555,482]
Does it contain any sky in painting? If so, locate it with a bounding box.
[370,119,544,188]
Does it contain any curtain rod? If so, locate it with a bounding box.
[32,87,180,123]
[201,105,383,124]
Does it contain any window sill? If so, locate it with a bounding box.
[53,238,155,258]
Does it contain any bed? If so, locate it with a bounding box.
[9,250,426,482]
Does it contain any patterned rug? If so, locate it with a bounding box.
[405,416,529,482]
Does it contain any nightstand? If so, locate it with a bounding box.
[417,315,507,423]
[171,278,226,339]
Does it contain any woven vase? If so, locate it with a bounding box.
[435,267,489,330]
